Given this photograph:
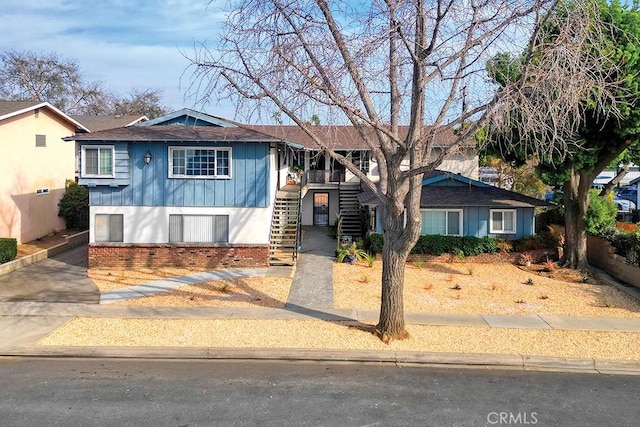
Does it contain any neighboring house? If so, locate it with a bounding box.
[67,109,285,268]
[247,125,478,237]
[358,170,550,239]
[0,101,88,243]
[627,176,640,209]
[70,114,148,132]
[594,165,640,188]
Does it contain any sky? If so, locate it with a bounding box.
[1,0,235,117]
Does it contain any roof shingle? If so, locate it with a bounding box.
[65,124,281,142]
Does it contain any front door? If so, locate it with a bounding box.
[313,193,329,226]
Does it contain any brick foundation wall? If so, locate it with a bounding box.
[88,244,270,269]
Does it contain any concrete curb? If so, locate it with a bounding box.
[3,345,640,375]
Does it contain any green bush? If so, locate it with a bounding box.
[58,181,89,229]
[585,190,617,235]
[608,230,640,267]
[0,238,18,264]
[366,233,384,254]
[365,233,497,256]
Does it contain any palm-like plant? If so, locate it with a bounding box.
[336,242,368,263]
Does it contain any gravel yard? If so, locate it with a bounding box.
[39,257,640,360]
[334,261,640,318]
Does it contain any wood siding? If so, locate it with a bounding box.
[78,142,130,187]
[462,206,534,239]
[87,142,270,207]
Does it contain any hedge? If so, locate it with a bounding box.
[0,238,17,264]
[365,233,497,256]
[608,231,640,267]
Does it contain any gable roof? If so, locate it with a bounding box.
[358,170,550,208]
[65,124,280,143]
[0,100,89,131]
[244,124,475,151]
[139,108,239,127]
[70,114,148,132]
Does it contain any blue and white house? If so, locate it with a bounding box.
[359,170,550,239]
[69,109,289,268]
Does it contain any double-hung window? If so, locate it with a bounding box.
[169,147,231,179]
[352,151,370,174]
[82,146,114,177]
[490,209,516,234]
[421,209,462,236]
[169,215,229,243]
[95,214,123,242]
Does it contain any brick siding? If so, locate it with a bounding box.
[88,244,269,269]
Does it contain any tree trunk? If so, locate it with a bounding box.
[376,198,419,343]
[377,233,410,343]
[562,168,590,269]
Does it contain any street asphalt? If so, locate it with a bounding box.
[1,235,640,375]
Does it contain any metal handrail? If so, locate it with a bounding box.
[294,183,303,261]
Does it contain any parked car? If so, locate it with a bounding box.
[617,186,638,203]
[614,196,636,214]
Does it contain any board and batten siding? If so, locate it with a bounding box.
[374,206,535,239]
[78,142,131,187]
[463,206,535,239]
[87,142,270,208]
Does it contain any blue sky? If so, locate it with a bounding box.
[1,0,233,116]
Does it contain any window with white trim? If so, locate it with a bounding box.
[169,147,231,178]
[420,209,462,236]
[82,146,114,177]
[490,209,516,234]
[169,215,229,243]
[95,214,123,242]
[352,151,370,174]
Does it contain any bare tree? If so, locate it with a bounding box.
[111,89,168,119]
[186,0,620,341]
[0,50,110,114]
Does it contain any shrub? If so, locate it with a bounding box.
[608,229,640,267]
[0,238,18,264]
[366,233,384,254]
[585,190,617,235]
[336,242,369,263]
[513,231,559,252]
[366,233,497,256]
[495,239,514,253]
[58,181,89,229]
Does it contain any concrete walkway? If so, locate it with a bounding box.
[286,226,336,309]
[0,245,99,304]
[100,268,281,304]
[2,301,640,332]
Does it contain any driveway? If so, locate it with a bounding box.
[0,244,99,303]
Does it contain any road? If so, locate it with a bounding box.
[1,358,638,426]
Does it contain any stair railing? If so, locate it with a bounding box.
[293,184,302,261]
